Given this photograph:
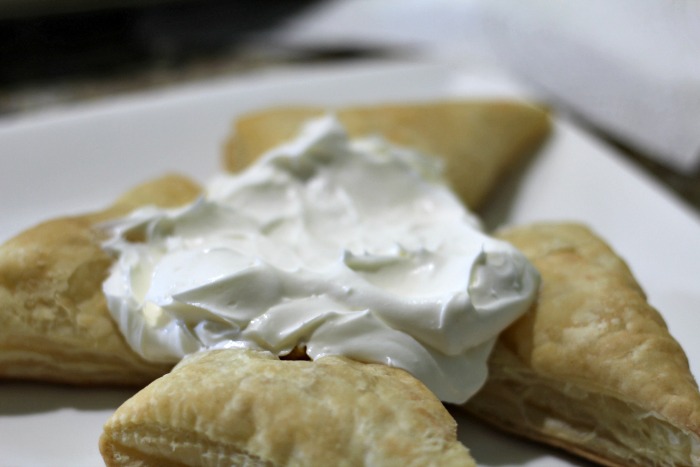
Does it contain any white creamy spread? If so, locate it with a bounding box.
[102,115,539,404]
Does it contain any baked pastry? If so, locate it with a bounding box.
[100,348,476,467]
[0,174,201,385]
[223,100,551,210]
[464,222,700,466]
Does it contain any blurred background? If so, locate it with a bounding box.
[1,0,698,211]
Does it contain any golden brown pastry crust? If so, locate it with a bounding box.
[223,100,551,210]
[464,222,700,466]
[0,174,201,386]
[101,348,476,467]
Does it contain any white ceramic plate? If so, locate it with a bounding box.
[1,60,699,466]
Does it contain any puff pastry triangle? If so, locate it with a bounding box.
[464,222,700,466]
[223,100,551,210]
[100,348,476,467]
[0,174,201,386]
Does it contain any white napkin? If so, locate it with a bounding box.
[270,0,700,173]
[480,0,700,174]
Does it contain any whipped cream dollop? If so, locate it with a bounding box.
[102,116,538,404]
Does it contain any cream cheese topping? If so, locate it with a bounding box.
[102,115,539,404]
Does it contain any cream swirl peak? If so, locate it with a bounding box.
[102,115,539,404]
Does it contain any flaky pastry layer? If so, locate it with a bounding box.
[0,174,201,385]
[101,348,476,467]
[464,222,700,466]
